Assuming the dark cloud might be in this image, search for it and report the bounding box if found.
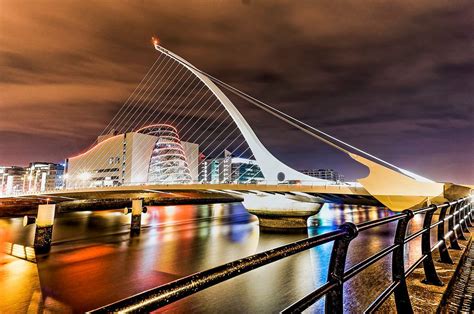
[0,0,472,183]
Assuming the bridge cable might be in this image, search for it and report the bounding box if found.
[154,46,417,177]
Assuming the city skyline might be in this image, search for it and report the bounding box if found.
[1,3,473,312]
[0,1,472,183]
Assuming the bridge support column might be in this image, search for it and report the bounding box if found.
[24,204,56,253]
[124,199,147,235]
[242,193,323,230]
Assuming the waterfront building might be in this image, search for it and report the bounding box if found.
[229,157,264,183]
[0,163,65,195]
[140,124,193,183]
[65,125,198,188]
[25,162,65,192]
[0,166,27,195]
[299,168,344,183]
[199,151,264,183]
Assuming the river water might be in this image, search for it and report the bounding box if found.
[0,202,431,313]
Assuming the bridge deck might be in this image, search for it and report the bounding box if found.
[4,183,370,198]
[0,184,383,212]
[0,184,381,205]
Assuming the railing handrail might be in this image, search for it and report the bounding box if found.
[88,196,473,313]
[89,228,351,313]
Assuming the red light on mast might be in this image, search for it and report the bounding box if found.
[151,36,160,46]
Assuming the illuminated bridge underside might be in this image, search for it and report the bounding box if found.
[5,184,384,206]
[4,183,471,212]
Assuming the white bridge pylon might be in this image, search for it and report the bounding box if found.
[150,41,455,211]
[152,43,327,184]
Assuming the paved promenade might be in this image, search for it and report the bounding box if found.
[442,240,474,313]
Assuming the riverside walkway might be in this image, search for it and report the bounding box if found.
[442,240,474,313]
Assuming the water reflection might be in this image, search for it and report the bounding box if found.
[0,203,432,313]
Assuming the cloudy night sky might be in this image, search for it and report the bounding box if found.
[0,0,472,183]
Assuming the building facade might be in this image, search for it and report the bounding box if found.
[199,151,264,184]
[65,126,199,188]
[25,162,65,192]
[230,157,264,183]
[299,169,344,183]
[0,162,64,195]
[0,166,27,195]
[141,125,192,183]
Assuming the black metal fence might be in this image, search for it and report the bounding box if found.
[90,196,473,313]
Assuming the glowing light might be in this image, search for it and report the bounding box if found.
[68,134,123,159]
[151,36,160,46]
[135,123,178,133]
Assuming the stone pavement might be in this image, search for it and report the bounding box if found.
[441,240,474,313]
[377,228,472,313]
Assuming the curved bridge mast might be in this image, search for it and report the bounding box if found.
[152,42,327,184]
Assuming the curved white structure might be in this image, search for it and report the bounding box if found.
[138,124,192,183]
[153,43,328,184]
[151,42,454,212]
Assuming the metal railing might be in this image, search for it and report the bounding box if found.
[0,179,362,199]
[0,180,363,198]
[89,196,473,313]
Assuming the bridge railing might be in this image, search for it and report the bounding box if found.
[0,179,361,199]
[89,196,473,313]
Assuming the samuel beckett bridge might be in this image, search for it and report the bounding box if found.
[2,38,474,313]
[3,37,471,214]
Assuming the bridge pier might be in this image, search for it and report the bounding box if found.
[248,208,322,230]
[241,193,323,230]
[124,199,147,235]
[23,204,56,253]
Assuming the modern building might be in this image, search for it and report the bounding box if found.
[182,141,199,181]
[0,166,27,195]
[65,125,199,188]
[141,124,192,183]
[199,151,264,184]
[228,157,264,183]
[299,169,344,183]
[0,163,65,195]
[25,162,65,192]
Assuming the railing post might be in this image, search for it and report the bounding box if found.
[455,202,467,241]
[468,199,472,217]
[465,200,472,227]
[471,199,474,221]
[437,202,453,264]
[448,203,462,250]
[421,205,443,286]
[392,209,414,313]
[460,201,470,233]
[325,222,358,313]
[468,200,473,226]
